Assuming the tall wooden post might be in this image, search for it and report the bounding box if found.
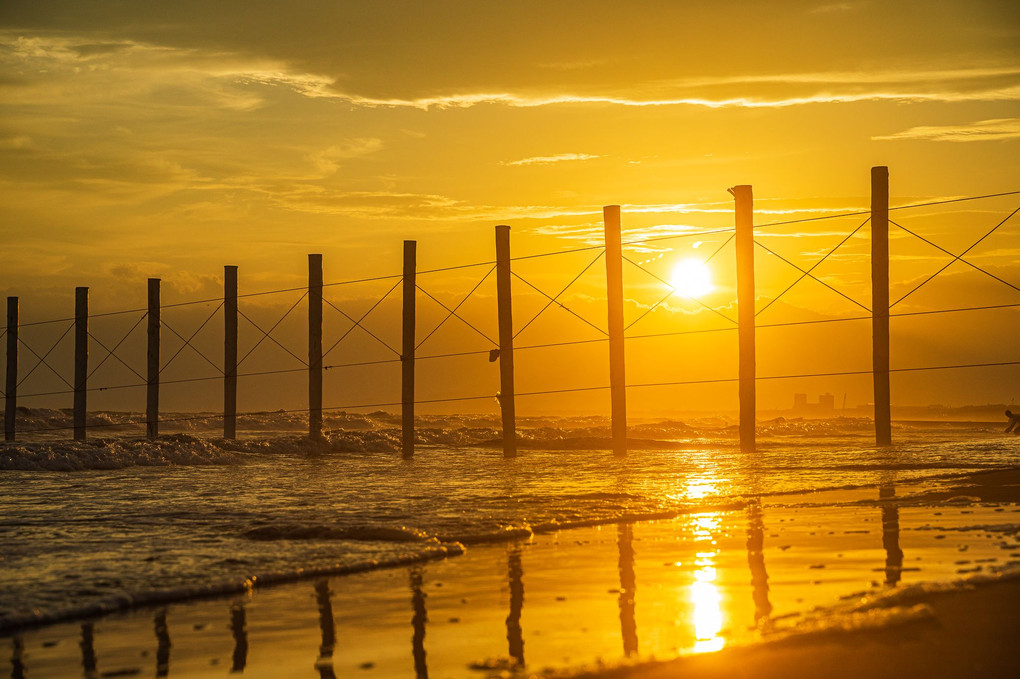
[871,166,892,445]
[224,266,238,439]
[733,185,756,453]
[604,205,627,456]
[308,254,323,440]
[146,278,160,439]
[402,241,417,458]
[495,225,517,458]
[74,287,88,441]
[5,297,17,441]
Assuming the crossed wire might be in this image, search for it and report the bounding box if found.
[16,322,75,389]
[87,312,148,381]
[753,239,871,313]
[624,233,736,332]
[323,280,403,359]
[513,250,607,341]
[890,205,1020,308]
[755,217,870,318]
[87,330,147,383]
[237,292,309,368]
[416,266,496,351]
[622,253,737,327]
[160,303,226,376]
[415,284,498,348]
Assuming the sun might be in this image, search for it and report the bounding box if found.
[670,258,714,298]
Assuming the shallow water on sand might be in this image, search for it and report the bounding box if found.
[6,493,1020,678]
[1,418,1018,637]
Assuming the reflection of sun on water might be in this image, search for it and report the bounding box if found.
[688,512,725,653]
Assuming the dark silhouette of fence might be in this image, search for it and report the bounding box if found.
[2,167,1019,453]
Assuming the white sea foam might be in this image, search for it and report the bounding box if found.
[0,434,242,471]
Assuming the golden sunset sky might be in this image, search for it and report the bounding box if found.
[1,1,1018,416]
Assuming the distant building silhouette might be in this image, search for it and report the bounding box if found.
[792,393,836,415]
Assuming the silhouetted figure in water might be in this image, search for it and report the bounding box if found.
[1006,409,1020,433]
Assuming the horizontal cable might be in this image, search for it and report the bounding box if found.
[753,190,1020,231]
[7,302,1017,403]
[10,360,1019,434]
[6,190,1020,333]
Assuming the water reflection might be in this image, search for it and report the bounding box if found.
[409,567,428,679]
[229,602,248,674]
[616,523,638,657]
[314,580,337,679]
[10,637,25,679]
[746,500,773,629]
[880,484,904,586]
[80,622,97,678]
[689,512,724,653]
[506,548,525,668]
[154,609,171,678]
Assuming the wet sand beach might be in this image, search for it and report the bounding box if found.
[6,466,1019,678]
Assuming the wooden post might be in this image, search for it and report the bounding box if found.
[5,297,17,441]
[495,225,517,458]
[74,287,88,440]
[732,185,756,453]
[402,241,416,458]
[604,205,627,456]
[146,278,160,439]
[308,254,323,440]
[871,166,892,446]
[224,266,238,439]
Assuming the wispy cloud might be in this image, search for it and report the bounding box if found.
[4,33,1017,114]
[502,153,601,166]
[873,118,1020,142]
[317,86,1020,111]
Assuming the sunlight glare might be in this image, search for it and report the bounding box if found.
[670,258,714,298]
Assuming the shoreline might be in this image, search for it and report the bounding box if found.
[3,466,1018,638]
[5,466,1019,677]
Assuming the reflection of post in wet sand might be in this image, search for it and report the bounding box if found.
[746,499,773,628]
[81,622,98,678]
[506,547,525,668]
[154,609,171,678]
[10,636,25,679]
[880,484,904,586]
[229,602,248,674]
[314,579,338,679]
[617,522,638,657]
[410,567,429,679]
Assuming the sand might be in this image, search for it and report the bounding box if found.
[574,579,1020,679]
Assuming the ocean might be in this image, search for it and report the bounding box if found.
[1,409,1017,636]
